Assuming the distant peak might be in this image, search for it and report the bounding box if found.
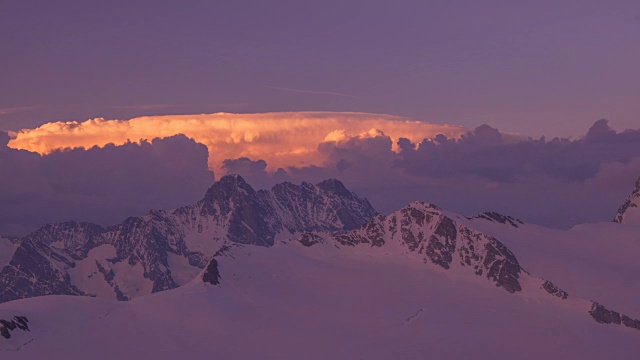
[316,178,352,198]
[405,201,442,211]
[218,174,247,184]
[212,174,253,192]
[202,174,256,206]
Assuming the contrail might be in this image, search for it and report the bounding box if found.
[263,85,362,99]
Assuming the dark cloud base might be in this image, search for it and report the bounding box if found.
[223,120,640,229]
[0,134,213,235]
[2,119,639,234]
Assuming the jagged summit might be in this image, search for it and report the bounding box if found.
[0,176,378,303]
[330,201,523,293]
[316,178,354,199]
[613,176,640,224]
[209,174,255,194]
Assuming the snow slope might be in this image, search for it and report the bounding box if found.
[1,240,639,359]
[464,216,640,316]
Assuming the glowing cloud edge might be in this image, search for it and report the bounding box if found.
[7,111,469,174]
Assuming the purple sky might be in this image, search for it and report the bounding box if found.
[2,0,639,136]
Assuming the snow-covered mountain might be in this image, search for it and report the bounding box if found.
[0,175,377,303]
[613,176,640,224]
[295,202,640,326]
[2,175,640,358]
[2,221,640,358]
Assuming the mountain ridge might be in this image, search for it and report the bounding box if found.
[0,175,378,303]
[2,175,640,357]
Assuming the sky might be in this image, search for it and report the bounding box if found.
[2,0,640,136]
[1,1,640,235]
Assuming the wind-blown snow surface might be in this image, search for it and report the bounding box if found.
[1,241,639,359]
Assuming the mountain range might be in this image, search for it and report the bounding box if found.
[1,174,640,358]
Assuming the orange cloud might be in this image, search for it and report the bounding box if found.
[7,112,467,174]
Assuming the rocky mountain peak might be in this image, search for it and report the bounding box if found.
[205,174,255,198]
[316,178,354,200]
[613,176,640,224]
[0,176,379,304]
[200,174,257,217]
[333,200,522,293]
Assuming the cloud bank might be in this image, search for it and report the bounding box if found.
[7,112,468,174]
[2,112,640,233]
[217,119,640,229]
[0,133,213,235]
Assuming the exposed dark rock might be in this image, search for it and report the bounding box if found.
[0,320,16,330]
[298,233,324,247]
[424,217,457,269]
[481,239,522,293]
[0,241,88,303]
[334,214,386,247]
[316,179,354,200]
[14,316,28,330]
[622,315,637,329]
[330,202,523,293]
[470,212,524,227]
[202,259,221,285]
[213,245,233,258]
[541,280,569,299]
[113,285,129,301]
[95,260,129,301]
[589,301,640,331]
[0,316,30,340]
[613,176,640,223]
[590,302,616,324]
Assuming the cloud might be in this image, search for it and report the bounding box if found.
[4,112,640,231]
[0,106,34,116]
[223,119,640,229]
[393,120,640,183]
[7,112,468,174]
[100,103,249,110]
[0,133,213,236]
[262,85,362,99]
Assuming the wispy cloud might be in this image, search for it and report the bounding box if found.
[100,104,186,110]
[100,103,250,110]
[263,85,363,99]
[0,106,35,116]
